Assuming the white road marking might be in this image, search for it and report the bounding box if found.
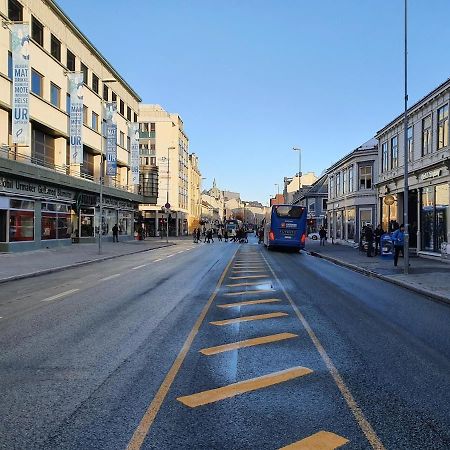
[41,288,79,302]
[176,250,184,254]
[153,258,163,262]
[99,273,121,281]
[131,264,147,270]
[166,254,174,258]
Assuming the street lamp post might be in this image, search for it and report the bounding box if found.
[292,147,302,204]
[164,146,176,244]
[98,78,117,255]
[403,0,410,274]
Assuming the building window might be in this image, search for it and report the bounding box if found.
[127,106,132,121]
[31,69,43,97]
[83,105,88,125]
[92,112,99,131]
[50,34,61,61]
[348,165,353,192]
[8,0,23,21]
[134,112,138,122]
[80,63,88,84]
[81,150,94,178]
[329,176,334,199]
[150,157,156,165]
[127,136,130,150]
[120,100,125,116]
[66,93,70,114]
[342,169,347,195]
[322,198,327,210]
[32,128,55,167]
[67,49,76,71]
[437,104,448,149]
[359,165,372,190]
[50,83,60,108]
[382,141,388,172]
[422,115,432,156]
[103,84,108,101]
[391,135,398,168]
[112,91,117,103]
[31,16,44,46]
[120,131,125,147]
[92,74,99,94]
[150,122,156,132]
[407,126,413,161]
[140,122,149,132]
[335,172,341,196]
[8,51,12,79]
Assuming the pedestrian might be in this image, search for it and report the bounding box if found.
[319,226,327,246]
[112,223,119,242]
[206,229,213,243]
[392,224,405,267]
[258,227,264,244]
[193,228,197,243]
[374,224,385,256]
[218,229,223,241]
[196,228,201,243]
[365,224,374,257]
[224,230,229,242]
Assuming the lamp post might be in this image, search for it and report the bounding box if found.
[163,146,176,243]
[98,78,117,255]
[275,183,279,196]
[403,0,410,274]
[292,147,302,204]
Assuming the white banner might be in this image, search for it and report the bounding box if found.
[105,103,117,176]
[129,123,139,185]
[68,72,84,164]
[11,24,30,145]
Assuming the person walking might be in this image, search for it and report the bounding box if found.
[196,228,201,243]
[392,224,405,267]
[365,224,374,257]
[224,230,229,242]
[319,226,327,246]
[258,227,264,244]
[217,229,223,241]
[374,224,385,256]
[192,228,197,243]
[112,223,119,243]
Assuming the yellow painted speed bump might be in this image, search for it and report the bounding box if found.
[210,312,287,326]
[199,332,298,355]
[226,281,270,287]
[279,431,349,449]
[224,289,274,296]
[218,298,281,308]
[232,270,269,274]
[177,366,312,408]
[229,275,270,280]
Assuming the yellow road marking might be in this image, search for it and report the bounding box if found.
[218,298,282,308]
[125,248,238,450]
[229,275,270,280]
[177,366,312,408]
[233,264,266,267]
[199,332,298,355]
[210,312,287,326]
[279,431,349,449]
[232,270,269,274]
[261,252,386,450]
[224,289,274,296]
[226,281,271,287]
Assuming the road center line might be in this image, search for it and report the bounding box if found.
[199,332,298,355]
[131,264,147,270]
[153,258,163,262]
[177,366,312,408]
[125,247,239,450]
[226,281,271,287]
[99,273,121,281]
[41,288,79,302]
[229,275,269,280]
[261,252,386,450]
[218,298,282,308]
[210,311,288,326]
[166,254,174,258]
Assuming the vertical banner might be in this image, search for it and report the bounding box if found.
[11,24,30,145]
[129,123,140,185]
[105,103,117,176]
[68,72,84,164]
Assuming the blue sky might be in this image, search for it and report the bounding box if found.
[57,0,450,204]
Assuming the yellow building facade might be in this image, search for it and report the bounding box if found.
[188,153,201,232]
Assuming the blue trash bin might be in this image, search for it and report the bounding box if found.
[380,233,394,259]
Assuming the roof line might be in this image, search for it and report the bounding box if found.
[47,0,141,102]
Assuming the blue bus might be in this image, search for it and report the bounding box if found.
[263,204,307,251]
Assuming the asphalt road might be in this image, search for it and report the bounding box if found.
[0,237,449,450]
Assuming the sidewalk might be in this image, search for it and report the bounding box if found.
[305,239,450,304]
[0,237,185,283]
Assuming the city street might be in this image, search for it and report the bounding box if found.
[0,238,449,449]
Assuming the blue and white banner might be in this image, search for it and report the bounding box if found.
[11,24,30,145]
[68,72,84,164]
[105,103,117,176]
[129,123,139,185]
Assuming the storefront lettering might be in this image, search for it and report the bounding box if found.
[0,176,75,200]
[421,169,441,181]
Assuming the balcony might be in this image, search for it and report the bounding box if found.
[139,131,156,139]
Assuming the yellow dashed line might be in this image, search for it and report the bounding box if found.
[218,298,282,308]
[210,312,288,326]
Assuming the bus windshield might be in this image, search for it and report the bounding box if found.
[274,205,304,219]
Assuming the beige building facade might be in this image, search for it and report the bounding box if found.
[0,0,154,251]
[188,153,201,232]
[138,104,190,236]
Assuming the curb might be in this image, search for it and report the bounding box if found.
[307,250,450,306]
[0,242,175,284]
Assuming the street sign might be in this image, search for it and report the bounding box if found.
[165,202,171,209]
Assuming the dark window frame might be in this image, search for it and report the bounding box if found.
[50,82,60,108]
[80,63,88,85]
[92,73,99,94]
[31,15,44,47]
[66,49,76,71]
[31,68,43,97]
[422,114,432,156]
[50,34,61,61]
[8,0,23,21]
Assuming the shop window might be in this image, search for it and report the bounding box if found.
[50,82,60,108]
[50,34,61,61]
[42,203,71,239]
[67,49,76,71]
[9,200,34,242]
[31,16,44,47]
[80,208,95,237]
[346,208,355,240]
[8,0,23,21]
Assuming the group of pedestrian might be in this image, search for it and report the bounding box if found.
[363,224,385,257]
[192,227,248,244]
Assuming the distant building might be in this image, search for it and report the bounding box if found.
[270,194,285,206]
[188,154,201,232]
[283,172,318,204]
[326,139,378,244]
